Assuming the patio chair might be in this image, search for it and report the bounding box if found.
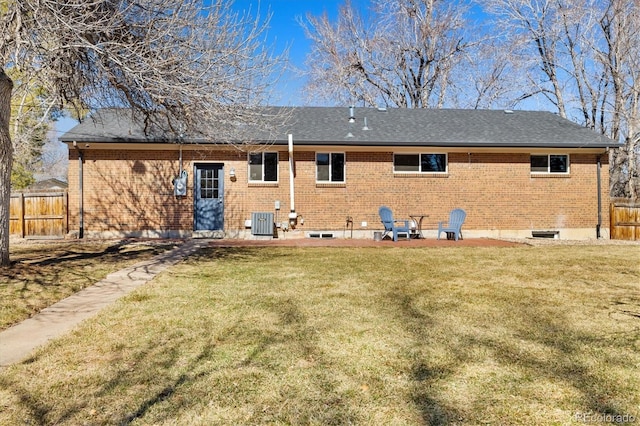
[379,206,411,241]
[437,208,466,241]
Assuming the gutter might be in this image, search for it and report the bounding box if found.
[72,141,84,239]
[596,155,602,239]
[59,138,619,153]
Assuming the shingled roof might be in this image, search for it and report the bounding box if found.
[59,107,618,149]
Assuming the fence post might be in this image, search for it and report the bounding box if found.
[63,192,69,235]
[609,202,614,239]
[19,192,25,239]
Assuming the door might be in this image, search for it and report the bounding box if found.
[194,164,224,231]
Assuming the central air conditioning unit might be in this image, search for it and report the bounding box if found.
[251,212,274,236]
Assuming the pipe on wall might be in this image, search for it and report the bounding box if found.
[73,142,84,239]
[288,134,297,222]
[597,155,602,239]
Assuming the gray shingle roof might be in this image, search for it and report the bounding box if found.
[60,107,618,149]
[25,178,69,191]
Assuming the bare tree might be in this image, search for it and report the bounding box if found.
[37,136,68,182]
[485,0,572,117]
[0,0,284,266]
[459,37,526,110]
[597,0,640,199]
[8,67,56,189]
[301,0,475,108]
[0,69,13,264]
[486,0,640,198]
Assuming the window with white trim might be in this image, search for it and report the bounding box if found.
[394,153,447,173]
[530,154,569,174]
[248,152,278,182]
[316,152,345,182]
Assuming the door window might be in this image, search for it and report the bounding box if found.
[199,168,220,199]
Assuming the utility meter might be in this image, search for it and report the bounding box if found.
[173,170,188,196]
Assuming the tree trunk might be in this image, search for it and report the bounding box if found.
[0,69,14,267]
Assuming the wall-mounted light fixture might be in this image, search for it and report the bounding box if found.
[229,167,236,178]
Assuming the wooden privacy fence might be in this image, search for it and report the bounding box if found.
[10,192,68,238]
[610,198,640,241]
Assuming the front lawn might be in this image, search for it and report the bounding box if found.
[1,245,638,425]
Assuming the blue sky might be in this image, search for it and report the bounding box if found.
[231,0,370,105]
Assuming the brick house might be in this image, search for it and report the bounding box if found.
[59,107,618,240]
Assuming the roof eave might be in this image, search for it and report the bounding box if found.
[60,138,618,151]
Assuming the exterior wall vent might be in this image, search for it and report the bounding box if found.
[531,230,559,239]
[251,212,274,236]
[308,232,335,239]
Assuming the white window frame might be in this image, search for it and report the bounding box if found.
[530,154,570,174]
[393,153,448,173]
[248,152,279,182]
[316,152,346,183]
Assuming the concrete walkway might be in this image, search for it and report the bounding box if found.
[0,239,209,369]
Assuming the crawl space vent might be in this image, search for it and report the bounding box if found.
[531,230,559,239]
[308,233,335,239]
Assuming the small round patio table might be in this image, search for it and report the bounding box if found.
[409,214,428,239]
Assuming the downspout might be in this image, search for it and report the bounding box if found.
[596,155,602,239]
[73,141,84,239]
[288,134,297,224]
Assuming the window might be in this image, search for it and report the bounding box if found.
[199,168,219,199]
[249,152,278,182]
[316,152,345,182]
[530,154,569,174]
[394,153,447,173]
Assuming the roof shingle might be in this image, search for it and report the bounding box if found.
[59,107,618,148]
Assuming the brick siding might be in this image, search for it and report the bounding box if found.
[67,147,610,238]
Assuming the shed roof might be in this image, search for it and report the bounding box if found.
[24,178,68,192]
[59,107,618,149]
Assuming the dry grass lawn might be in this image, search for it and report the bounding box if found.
[0,244,639,425]
[0,240,178,329]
